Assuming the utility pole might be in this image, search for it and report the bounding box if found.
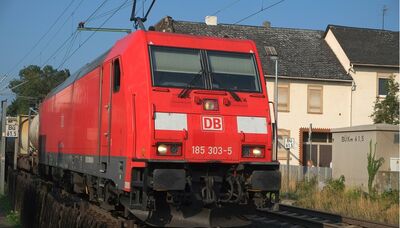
[264,46,279,161]
[382,5,388,30]
[0,100,7,195]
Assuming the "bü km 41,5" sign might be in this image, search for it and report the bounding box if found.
[5,117,18,138]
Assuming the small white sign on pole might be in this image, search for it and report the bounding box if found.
[284,137,295,149]
[6,117,18,138]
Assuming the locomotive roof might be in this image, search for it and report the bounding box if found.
[154,17,352,82]
[47,49,110,98]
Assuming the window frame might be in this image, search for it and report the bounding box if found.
[307,85,323,114]
[277,83,290,112]
[205,50,262,93]
[149,46,206,90]
[376,73,392,98]
[112,57,121,93]
[148,45,263,94]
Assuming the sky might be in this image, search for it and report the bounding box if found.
[0,0,399,102]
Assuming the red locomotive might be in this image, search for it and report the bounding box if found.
[38,30,281,226]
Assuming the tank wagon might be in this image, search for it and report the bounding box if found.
[38,30,281,226]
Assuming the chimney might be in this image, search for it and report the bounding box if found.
[263,21,271,28]
[205,16,218,26]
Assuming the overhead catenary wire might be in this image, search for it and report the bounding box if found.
[41,0,111,69]
[210,0,242,16]
[0,0,115,94]
[0,0,76,86]
[87,0,132,23]
[234,0,285,24]
[60,32,80,67]
[57,0,129,70]
[40,0,86,59]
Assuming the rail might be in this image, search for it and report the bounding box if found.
[253,204,397,228]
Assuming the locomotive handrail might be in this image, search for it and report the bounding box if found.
[269,101,278,161]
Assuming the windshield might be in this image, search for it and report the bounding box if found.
[150,46,261,93]
[151,47,205,88]
[207,51,260,92]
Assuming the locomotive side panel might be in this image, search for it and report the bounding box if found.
[70,69,101,155]
[120,32,153,162]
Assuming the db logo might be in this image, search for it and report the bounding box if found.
[202,116,223,131]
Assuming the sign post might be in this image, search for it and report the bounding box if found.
[284,137,294,192]
[0,100,7,195]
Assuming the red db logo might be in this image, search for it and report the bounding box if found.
[202,116,223,131]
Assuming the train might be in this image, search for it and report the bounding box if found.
[33,30,281,227]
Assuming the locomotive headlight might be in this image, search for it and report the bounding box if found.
[203,99,219,111]
[157,144,168,155]
[252,148,263,157]
[156,143,182,156]
[242,145,265,158]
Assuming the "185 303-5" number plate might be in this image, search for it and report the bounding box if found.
[192,146,232,155]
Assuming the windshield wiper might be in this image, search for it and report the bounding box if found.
[178,70,204,98]
[227,89,241,102]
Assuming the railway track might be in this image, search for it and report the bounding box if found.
[8,169,397,228]
[245,204,397,228]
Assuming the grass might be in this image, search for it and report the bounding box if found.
[0,194,20,227]
[281,177,399,226]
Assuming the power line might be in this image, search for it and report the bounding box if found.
[41,0,111,69]
[83,0,109,22]
[0,0,76,85]
[87,0,132,23]
[40,31,77,68]
[210,0,242,16]
[60,32,79,66]
[57,0,129,69]
[234,0,285,24]
[40,0,86,58]
[1,0,127,94]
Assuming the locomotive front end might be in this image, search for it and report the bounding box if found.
[128,32,281,227]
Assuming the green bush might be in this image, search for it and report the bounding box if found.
[345,187,367,200]
[324,175,346,193]
[6,210,20,226]
[381,189,399,205]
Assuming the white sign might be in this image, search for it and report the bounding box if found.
[284,137,295,149]
[390,158,400,172]
[5,117,18,138]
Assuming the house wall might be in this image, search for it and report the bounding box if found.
[324,30,350,73]
[324,28,400,126]
[350,67,400,126]
[266,78,352,165]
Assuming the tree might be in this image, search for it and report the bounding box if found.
[367,140,384,194]
[7,65,69,115]
[370,75,399,124]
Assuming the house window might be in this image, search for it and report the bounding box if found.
[278,129,290,160]
[307,85,323,114]
[278,83,290,112]
[113,58,121,92]
[378,77,389,96]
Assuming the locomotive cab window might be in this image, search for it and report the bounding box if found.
[207,51,261,92]
[113,58,121,92]
[149,46,261,93]
[150,47,205,89]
